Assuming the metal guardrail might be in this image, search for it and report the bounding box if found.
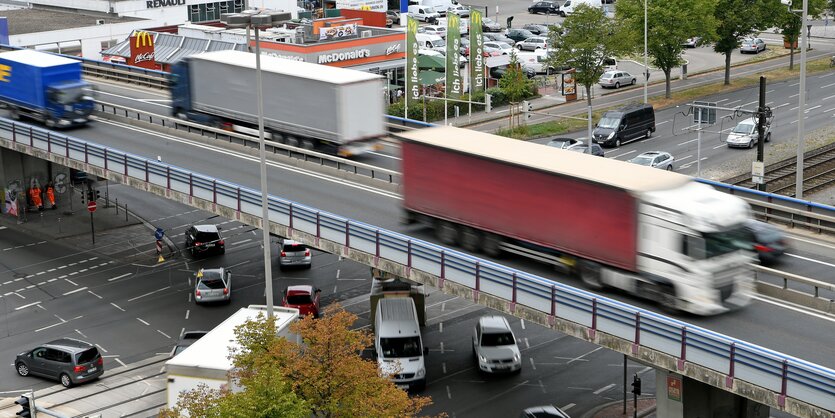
[754,265,835,314]
[0,117,833,416]
[93,101,400,189]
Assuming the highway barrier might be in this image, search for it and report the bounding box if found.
[0,117,833,417]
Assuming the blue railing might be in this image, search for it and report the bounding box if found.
[0,117,833,414]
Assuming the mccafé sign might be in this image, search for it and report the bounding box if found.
[129,31,158,70]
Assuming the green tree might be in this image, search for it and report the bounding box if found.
[546,4,632,141]
[713,0,783,85]
[616,0,717,98]
[775,0,827,69]
[498,52,535,129]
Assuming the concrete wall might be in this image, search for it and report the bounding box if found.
[0,148,71,214]
[655,370,771,418]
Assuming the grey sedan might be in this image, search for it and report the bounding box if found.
[628,151,675,170]
[599,71,636,89]
[567,142,605,157]
[194,267,232,304]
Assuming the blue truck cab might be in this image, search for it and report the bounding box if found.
[0,50,95,128]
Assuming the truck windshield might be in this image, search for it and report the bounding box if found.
[380,336,422,358]
[597,116,620,129]
[702,226,753,259]
[52,86,88,105]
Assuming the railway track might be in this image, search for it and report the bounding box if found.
[724,142,835,197]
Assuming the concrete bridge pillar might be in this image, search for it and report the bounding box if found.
[656,370,770,418]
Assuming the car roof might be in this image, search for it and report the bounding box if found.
[193,224,219,233]
[638,151,665,157]
[198,267,225,278]
[522,405,570,417]
[478,315,512,333]
[45,338,95,353]
[286,284,314,295]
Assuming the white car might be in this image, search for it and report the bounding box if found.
[472,316,521,374]
[422,25,447,38]
[628,151,675,170]
[447,4,470,17]
[484,41,514,55]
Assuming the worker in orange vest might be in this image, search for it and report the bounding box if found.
[29,185,43,211]
[45,182,56,210]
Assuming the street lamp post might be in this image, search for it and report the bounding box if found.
[795,0,808,198]
[643,0,648,104]
[222,10,289,318]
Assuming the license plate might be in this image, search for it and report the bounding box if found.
[88,367,97,372]
[396,384,408,390]
[206,243,215,247]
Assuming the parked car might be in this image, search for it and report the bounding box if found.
[185,224,225,257]
[194,267,232,304]
[490,64,536,79]
[520,405,571,418]
[484,41,514,55]
[171,331,207,356]
[726,116,771,148]
[598,70,636,89]
[682,36,702,48]
[744,219,787,264]
[483,32,515,45]
[279,238,312,270]
[282,285,322,317]
[628,151,675,170]
[482,17,502,32]
[545,137,579,149]
[528,1,560,14]
[447,4,470,17]
[522,24,550,36]
[516,36,548,51]
[506,28,536,43]
[740,38,766,54]
[472,316,521,374]
[15,338,104,388]
[567,142,605,157]
[423,25,447,38]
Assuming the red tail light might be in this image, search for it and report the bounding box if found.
[74,365,87,373]
[194,241,202,247]
[753,244,773,253]
[223,288,229,295]
[281,251,287,257]
[221,122,234,131]
[195,289,201,297]
[97,357,103,366]
[304,249,310,257]
[218,240,225,246]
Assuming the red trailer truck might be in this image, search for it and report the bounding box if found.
[397,126,754,315]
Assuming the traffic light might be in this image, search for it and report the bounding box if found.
[484,93,492,112]
[631,375,642,396]
[15,395,32,417]
[95,189,101,201]
[522,100,532,119]
[87,190,95,203]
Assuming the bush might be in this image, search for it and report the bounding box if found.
[385,86,539,122]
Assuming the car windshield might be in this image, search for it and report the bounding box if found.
[282,242,307,252]
[732,122,755,134]
[287,294,312,305]
[630,156,654,165]
[380,336,422,358]
[431,39,445,48]
[481,332,515,346]
[547,140,572,148]
[601,72,616,79]
[597,116,620,129]
[703,226,753,258]
[76,347,100,364]
[198,275,226,289]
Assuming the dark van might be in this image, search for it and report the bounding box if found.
[592,104,655,147]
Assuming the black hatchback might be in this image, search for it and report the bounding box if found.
[16,338,104,387]
[528,1,560,15]
[185,224,225,257]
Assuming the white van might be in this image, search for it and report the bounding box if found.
[560,0,603,15]
[416,33,446,53]
[408,4,440,22]
[515,50,550,74]
[375,298,427,391]
[411,0,458,15]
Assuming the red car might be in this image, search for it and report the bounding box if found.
[282,285,321,318]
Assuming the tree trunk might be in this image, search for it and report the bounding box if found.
[789,44,795,70]
[585,84,592,107]
[664,69,672,99]
[724,53,731,85]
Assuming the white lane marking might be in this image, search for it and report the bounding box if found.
[127,286,171,302]
[656,120,669,126]
[806,105,822,113]
[231,239,252,246]
[111,302,126,312]
[442,362,447,374]
[725,100,741,106]
[789,82,800,87]
[611,150,636,159]
[678,138,697,146]
[446,385,452,399]
[520,319,526,330]
[185,309,190,320]
[824,107,835,113]
[115,358,127,368]
[96,118,401,200]
[63,287,88,295]
[109,273,132,282]
[785,253,835,268]
[753,295,835,323]
[713,143,727,149]
[368,151,401,161]
[593,383,616,394]
[824,93,835,101]
[568,347,603,364]
[439,322,443,333]
[561,403,576,411]
[75,329,87,338]
[137,318,150,326]
[822,82,835,89]
[65,279,79,286]
[157,329,172,339]
[15,301,41,310]
[88,290,103,299]
[97,91,173,108]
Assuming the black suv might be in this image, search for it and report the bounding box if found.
[522,24,550,36]
[16,338,104,387]
[185,224,225,257]
[506,28,536,43]
[528,1,559,15]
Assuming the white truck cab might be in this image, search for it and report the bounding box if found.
[374,298,428,391]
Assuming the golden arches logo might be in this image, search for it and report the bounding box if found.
[471,11,481,26]
[448,13,459,27]
[407,17,418,34]
[0,64,10,82]
[134,31,154,48]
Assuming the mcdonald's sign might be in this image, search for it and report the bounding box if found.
[129,31,158,70]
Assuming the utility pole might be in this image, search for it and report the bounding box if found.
[756,76,767,192]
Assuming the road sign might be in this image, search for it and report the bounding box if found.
[87,201,97,212]
[693,101,717,124]
[154,227,165,241]
[752,161,765,184]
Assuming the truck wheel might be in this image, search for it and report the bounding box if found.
[44,118,56,128]
[8,107,20,121]
[482,233,503,258]
[435,220,458,245]
[579,261,603,290]
[286,136,300,148]
[301,138,317,150]
[459,226,480,252]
